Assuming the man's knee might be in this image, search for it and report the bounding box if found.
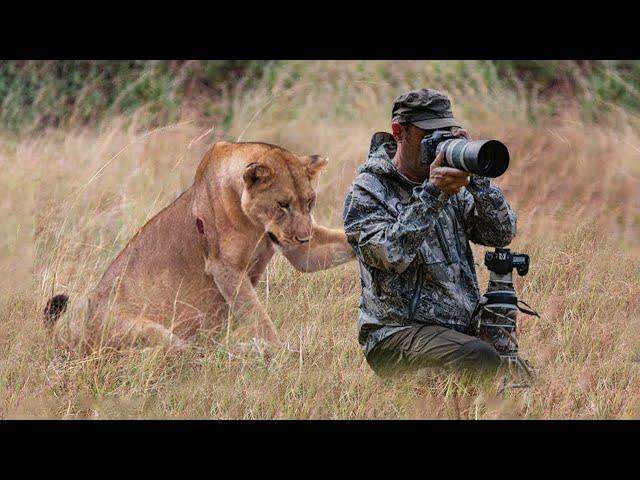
[458,339,501,372]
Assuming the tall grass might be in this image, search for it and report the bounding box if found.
[1,60,639,418]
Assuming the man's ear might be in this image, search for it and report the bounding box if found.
[243,162,274,189]
[300,155,328,180]
[391,122,403,142]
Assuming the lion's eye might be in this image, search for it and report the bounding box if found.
[307,197,315,209]
[277,200,290,210]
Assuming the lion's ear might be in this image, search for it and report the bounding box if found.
[243,162,274,189]
[300,155,328,180]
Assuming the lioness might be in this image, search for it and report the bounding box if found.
[45,141,355,351]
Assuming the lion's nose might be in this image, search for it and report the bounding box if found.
[295,236,311,244]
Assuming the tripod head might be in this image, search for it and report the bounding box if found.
[485,248,529,276]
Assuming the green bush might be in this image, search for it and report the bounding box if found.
[0,60,279,133]
[488,60,640,120]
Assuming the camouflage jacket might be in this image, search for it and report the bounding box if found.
[343,132,517,356]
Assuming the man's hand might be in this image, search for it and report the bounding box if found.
[429,153,471,196]
[429,128,472,196]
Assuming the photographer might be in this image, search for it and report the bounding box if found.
[342,88,517,376]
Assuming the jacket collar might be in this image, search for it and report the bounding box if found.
[359,131,420,186]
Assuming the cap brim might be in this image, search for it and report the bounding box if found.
[412,117,460,130]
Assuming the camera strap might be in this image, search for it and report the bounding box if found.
[516,299,540,318]
[470,296,488,323]
[470,295,539,334]
[473,293,539,317]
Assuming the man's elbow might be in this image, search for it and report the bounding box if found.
[494,218,517,247]
[492,234,514,248]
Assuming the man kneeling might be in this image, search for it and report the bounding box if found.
[342,88,517,376]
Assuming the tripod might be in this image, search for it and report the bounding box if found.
[470,248,539,387]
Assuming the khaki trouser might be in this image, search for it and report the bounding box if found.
[365,324,500,377]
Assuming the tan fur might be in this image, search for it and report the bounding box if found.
[55,141,355,351]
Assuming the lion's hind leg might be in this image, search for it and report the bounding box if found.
[111,314,189,352]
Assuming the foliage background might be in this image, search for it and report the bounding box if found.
[4,60,640,132]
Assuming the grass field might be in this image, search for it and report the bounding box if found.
[1,61,639,418]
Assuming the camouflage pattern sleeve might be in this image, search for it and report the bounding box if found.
[343,174,449,274]
[461,175,517,247]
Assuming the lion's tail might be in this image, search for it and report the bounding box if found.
[44,293,69,327]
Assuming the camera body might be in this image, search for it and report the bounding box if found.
[419,130,510,178]
[420,130,458,165]
[485,249,529,276]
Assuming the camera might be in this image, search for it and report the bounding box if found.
[485,249,529,276]
[420,130,510,178]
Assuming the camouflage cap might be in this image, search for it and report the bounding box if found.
[391,88,460,130]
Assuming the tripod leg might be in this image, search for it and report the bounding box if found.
[516,356,536,383]
[497,356,534,392]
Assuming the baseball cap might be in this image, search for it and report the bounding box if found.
[391,88,460,130]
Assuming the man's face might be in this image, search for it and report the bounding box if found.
[393,123,426,163]
[395,123,456,164]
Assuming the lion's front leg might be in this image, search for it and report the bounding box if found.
[281,223,355,273]
[205,258,280,343]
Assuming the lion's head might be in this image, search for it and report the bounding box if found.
[192,142,328,250]
[239,145,327,247]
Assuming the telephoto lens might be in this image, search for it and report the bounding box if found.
[436,138,510,178]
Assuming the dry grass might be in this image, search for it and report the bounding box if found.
[1,61,639,418]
